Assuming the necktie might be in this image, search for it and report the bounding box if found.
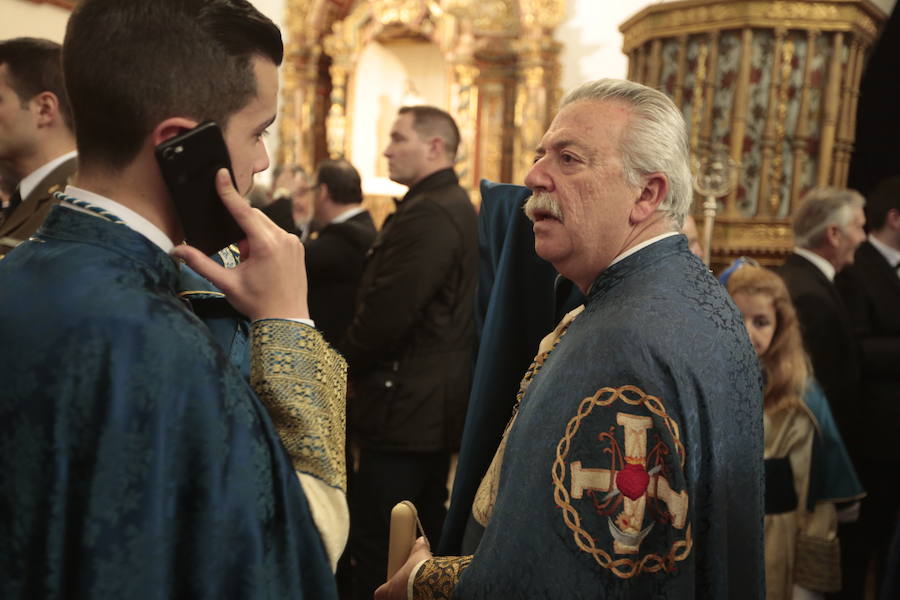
[3,186,22,220]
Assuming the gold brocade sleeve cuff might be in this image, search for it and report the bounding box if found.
[250,319,348,491]
[411,555,473,600]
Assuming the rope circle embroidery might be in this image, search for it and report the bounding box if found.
[551,385,692,579]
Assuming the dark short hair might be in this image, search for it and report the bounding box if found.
[63,0,283,171]
[0,37,72,130]
[865,176,900,231]
[398,105,460,160]
[315,159,362,205]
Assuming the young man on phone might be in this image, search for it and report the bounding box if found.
[0,1,346,598]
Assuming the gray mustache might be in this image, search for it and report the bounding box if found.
[523,192,563,222]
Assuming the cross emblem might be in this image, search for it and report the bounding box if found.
[569,412,689,554]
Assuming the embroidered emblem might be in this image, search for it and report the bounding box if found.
[551,385,692,579]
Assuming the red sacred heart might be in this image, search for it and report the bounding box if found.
[616,463,650,500]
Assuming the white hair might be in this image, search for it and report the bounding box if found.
[561,79,693,228]
[792,187,865,249]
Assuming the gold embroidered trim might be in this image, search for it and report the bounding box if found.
[472,306,584,527]
[251,319,347,491]
[412,555,474,600]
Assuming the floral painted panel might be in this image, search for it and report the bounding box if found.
[660,38,681,100]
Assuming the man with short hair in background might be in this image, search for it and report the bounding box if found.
[0,37,76,256]
[255,162,309,233]
[304,158,376,348]
[342,105,477,600]
[0,1,346,597]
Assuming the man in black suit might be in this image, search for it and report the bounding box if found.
[252,163,310,234]
[777,187,866,434]
[776,187,867,599]
[342,106,477,600]
[304,158,375,348]
[0,38,77,257]
[834,177,900,599]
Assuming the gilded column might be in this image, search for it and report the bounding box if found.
[511,3,563,185]
[834,40,863,186]
[790,30,818,211]
[451,62,480,193]
[725,28,753,217]
[323,21,352,159]
[757,27,786,217]
[699,31,719,159]
[817,32,844,187]
[513,58,548,185]
[688,41,708,159]
[279,0,316,169]
[673,35,689,108]
[648,38,663,90]
[769,38,794,217]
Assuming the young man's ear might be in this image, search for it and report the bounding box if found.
[630,173,669,223]
[151,117,200,146]
[32,92,61,128]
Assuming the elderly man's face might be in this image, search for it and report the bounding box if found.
[523,99,640,291]
[834,204,866,271]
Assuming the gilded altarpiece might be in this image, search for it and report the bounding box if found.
[280,0,565,224]
[621,0,885,271]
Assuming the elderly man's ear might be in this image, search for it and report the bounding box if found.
[631,173,669,223]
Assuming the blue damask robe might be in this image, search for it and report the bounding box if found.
[0,206,336,598]
[414,235,764,599]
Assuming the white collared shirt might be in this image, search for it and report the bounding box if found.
[61,184,175,253]
[793,247,836,282]
[19,151,77,201]
[868,234,900,277]
[329,205,365,225]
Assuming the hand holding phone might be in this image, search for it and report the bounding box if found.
[156,121,244,255]
[171,169,310,321]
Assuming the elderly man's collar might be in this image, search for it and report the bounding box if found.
[586,232,682,297]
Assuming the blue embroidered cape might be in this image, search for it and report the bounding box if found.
[0,206,336,598]
[454,236,765,599]
[441,180,583,555]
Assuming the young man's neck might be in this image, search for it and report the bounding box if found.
[14,132,76,179]
[73,159,182,244]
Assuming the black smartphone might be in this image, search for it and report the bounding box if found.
[155,121,244,255]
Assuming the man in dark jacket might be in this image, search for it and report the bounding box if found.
[776,187,866,440]
[304,158,375,348]
[834,177,900,599]
[0,38,77,256]
[342,105,476,600]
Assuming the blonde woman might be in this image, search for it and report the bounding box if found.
[723,261,864,599]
